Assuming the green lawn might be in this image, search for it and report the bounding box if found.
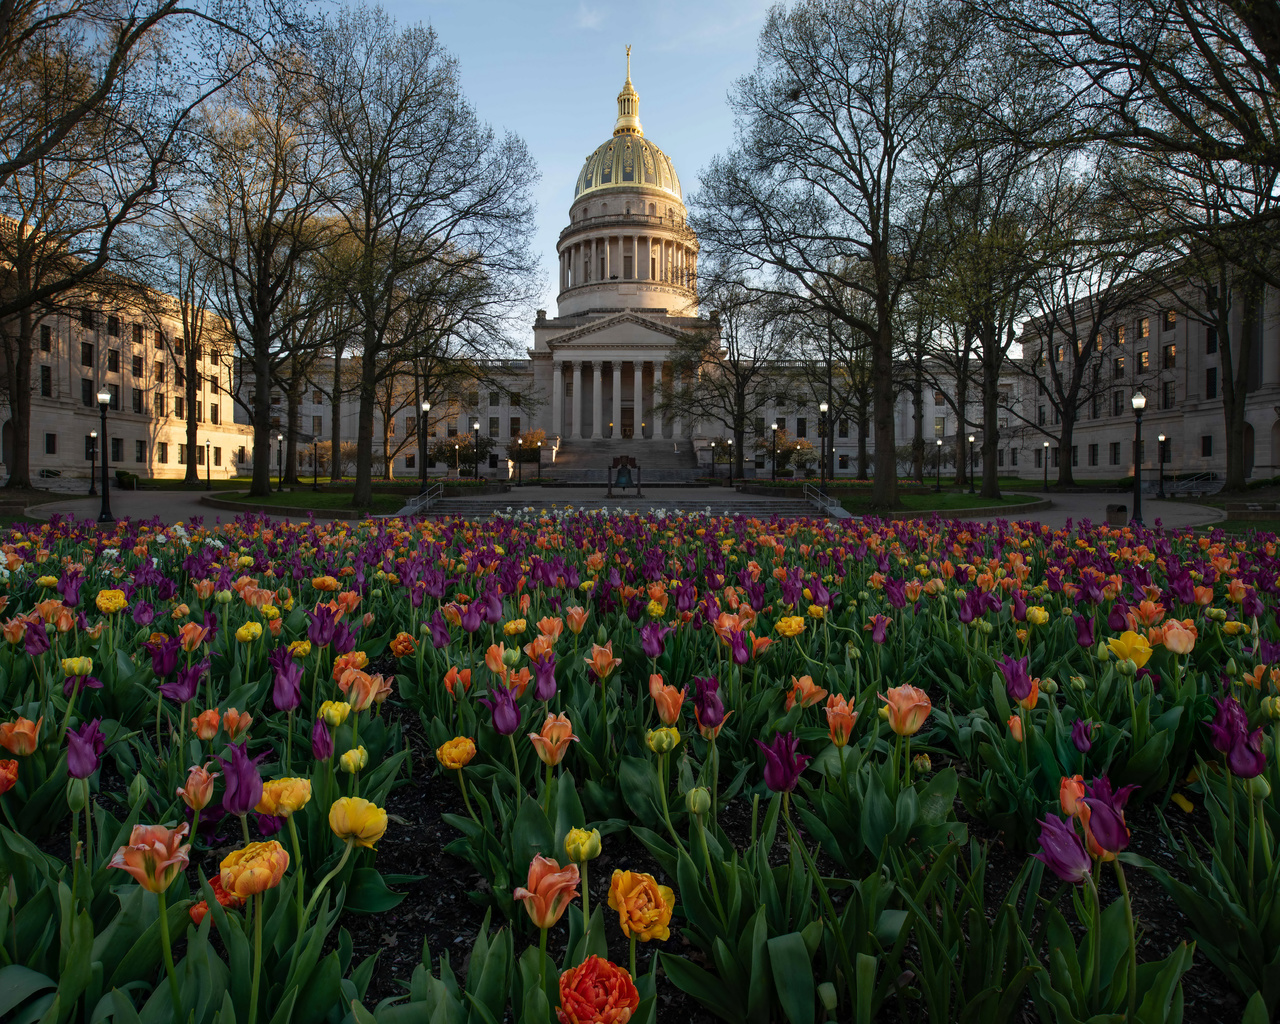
[219,490,405,515]
[1208,520,1280,536]
[839,490,1041,515]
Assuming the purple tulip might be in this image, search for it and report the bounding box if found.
[257,813,285,837]
[131,601,155,627]
[996,655,1034,704]
[729,629,750,665]
[692,674,725,729]
[883,578,906,610]
[479,686,522,736]
[531,651,557,702]
[1071,718,1094,754]
[216,742,263,817]
[62,674,102,699]
[24,624,50,657]
[307,605,337,647]
[311,716,333,760]
[1207,696,1249,754]
[1010,590,1027,622]
[57,572,83,607]
[1228,727,1267,779]
[1031,815,1092,884]
[267,647,302,712]
[145,635,182,680]
[67,719,106,779]
[755,731,811,793]
[331,620,356,655]
[867,614,891,644]
[1107,602,1129,632]
[1080,777,1138,855]
[159,659,208,703]
[639,622,674,659]
[1073,614,1095,648]
[460,602,483,634]
[427,610,451,648]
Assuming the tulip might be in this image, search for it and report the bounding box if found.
[223,708,252,742]
[824,693,857,747]
[1007,714,1024,742]
[320,700,351,727]
[1080,777,1138,859]
[1032,815,1092,884]
[191,708,221,741]
[443,666,471,697]
[564,827,602,863]
[692,674,725,729]
[529,713,578,766]
[649,674,685,725]
[0,760,16,795]
[1060,774,1086,816]
[1073,614,1095,647]
[479,685,522,736]
[268,646,303,712]
[67,719,105,779]
[339,745,368,773]
[220,840,289,899]
[755,731,810,793]
[436,736,477,770]
[1228,727,1267,778]
[307,604,338,647]
[110,823,191,893]
[177,764,218,810]
[217,742,264,818]
[310,715,333,760]
[160,659,208,703]
[530,651,557,702]
[556,956,639,1024]
[1071,718,1094,754]
[1207,696,1249,753]
[863,614,891,644]
[1163,620,1196,654]
[639,622,673,659]
[427,610,451,648]
[514,854,580,929]
[785,674,828,711]
[996,655,1035,705]
[329,795,387,849]
[646,726,680,754]
[24,624,50,657]
[608,869,674,942]
[584,641,621,680]
[1106,630,1152,669]
[878,685,932,736]
[0,716,41,755]
[189,874,244,925]
[62,656,93,677]
[565,606,588,634]
[255,777,312,817]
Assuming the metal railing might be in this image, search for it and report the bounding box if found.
[1144,472,1221,497]
[394,482,444,517]
[804,483,845,517]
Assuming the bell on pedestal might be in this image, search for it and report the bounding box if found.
[615,464,633,488]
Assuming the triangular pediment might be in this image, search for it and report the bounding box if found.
[548,311,702,349]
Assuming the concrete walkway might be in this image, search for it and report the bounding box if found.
[21,486,1226,531]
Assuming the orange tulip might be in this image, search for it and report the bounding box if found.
[340,670,380,712]
[193,579,215,601]
[750,633,773,660]
[649,674,685,726]
[584,641,621,680]
[507,666,531,699]
[336,591,362,615]
[222,708,252,741]
[513,854,580,929]
[538,616,565,641]
[786,674,828,711]
[180,622,210,651]
[565,606,589,635]
[529,713,579,766]
[176,764,218,810]
[0,716,42,755]
[524,633,555,660]
[390,632,416,657]
[878,685,932,737]
[110,823,191,893]
[1060,774,1086,817]
[191,708,221,741]
[485,643,511,678]
[220,840,290,898]
[1162,620,1197,655]
[1007,714,1024,742]
[443,667,472,696]
[824,694,857,747]
[2,618,28,644]
[332,650,369,682]
[0,759,17,794]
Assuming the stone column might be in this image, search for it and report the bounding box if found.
[571,361,583,439]
[605,237,611,280]
[552,362,563,438]
[633,361,644,437]
[591,362,603,439]
[612,362,622,437]
[652,360,663,439]
[672,368,682,440]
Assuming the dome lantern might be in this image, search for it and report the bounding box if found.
[614,46,642,137]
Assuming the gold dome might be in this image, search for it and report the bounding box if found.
[572,49,682,201]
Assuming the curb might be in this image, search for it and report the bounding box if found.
[870,496,1052,520]
[199,494,382,520]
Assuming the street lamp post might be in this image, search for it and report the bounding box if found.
[96,390,113,523]
[934,438,942,492]
[1043,441,1050,492]
[727,436,734,485]
[819,401,829,495]
[517,437,523,486]
[205,440,211,491]
[312,438,319,491]
[472,421,480,480]
[420,400,430,488]
[454,443,459,475]
[710,441,717,481]
[1131,391,1147,526]
[967,434,976,494]
[88,429,98,496]
[771,422,778,483]
[275,433,284,492]
[537,440,543,481]
[1157,433,1166,499]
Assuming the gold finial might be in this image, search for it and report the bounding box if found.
[614,46,642,136]
[626,45,631,82]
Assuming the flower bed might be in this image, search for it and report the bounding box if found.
[0,510,1275,1023]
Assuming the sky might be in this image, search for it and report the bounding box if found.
[381,0,774,317]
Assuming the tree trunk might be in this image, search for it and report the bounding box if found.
[953,372,968,487]
[184,343,199,484]
[4,307,34,489]
[911,373,924,483]
[857,410,870,479]
[330,339,345,482]
[981,352,1002,499]
[352,332,377,507]
[1056,411,1077,488]
[284,383,301,485]
[1222,285,1258,492]
[249,342,273,497]
[870,321,898,507]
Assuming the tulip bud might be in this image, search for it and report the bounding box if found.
[977,620,993,635]
[1226,658,1239,676]
[912,753,932,775]
[846,642,861,661]
[1263,696,1280,720]
[501,647,521,668]
[128,774,149,806]
[1097,641,1110,661]
[321,701,351,727]
[1040,677,1058,695]
[1248,775,1272,800]
[646,727,681,754]
[371,588,383,599]
[1069,676,1086,692]
[686,787,711,816]
[818,982,838,1014]
[1207,607,1227,622]
[878,705,890,721]
[595,625,608,645]
[564,826,602,863]
[215,590,233,604]
[340,746,368,774]
[419,622,431,636]
[66,777,86,812]
[858,591,870,602]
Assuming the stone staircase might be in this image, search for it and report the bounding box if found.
[426,491,827,521]
[547,438,699,483]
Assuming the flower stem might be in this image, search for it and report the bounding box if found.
[656,753,682,850]
[287,815,305,939]
[581,860,591,940]
[538,926,548,993]
[1087,872,1101,1010]
[82,778,93,873]
[456,769,479,823]
[249,892,263,1024]
[629,932,637,980]
[1113,860,1137,1021]
[156,888,183,1022]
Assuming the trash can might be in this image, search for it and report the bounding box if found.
[1106,504,1127,527]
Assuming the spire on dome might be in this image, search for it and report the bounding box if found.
[614,46,643,137]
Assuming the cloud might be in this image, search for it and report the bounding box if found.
[575,2,603,29]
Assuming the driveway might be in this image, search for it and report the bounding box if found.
[967,491,1224,531]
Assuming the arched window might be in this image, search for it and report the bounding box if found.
[625,203,631,215]
[601,203,608,216]
[648,203,655,216]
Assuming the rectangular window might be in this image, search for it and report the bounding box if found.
[196,400,203,423]
[132,388,142,413]
[1110,442,1121,466]
[776,417,786,433]
[110,437,122,462]
[933,390,945,406]
[312,415,322,434]
[40,365,51,397]
[1138,350,1149,372]
[1112,391,1123,416]
[154,361,164,383]
[934,415,945,436]
[214,447,222,467]
[838,454,849,469]
[1091,395,1101,419]
[1056,343,1065,362]
[40,325,51,352]
[313,390,322,404]
[157,442,168,464]
[404,453,416,469]
[209,374,219,394]
[796,417,807,438]
[107,315,120,337]
[1162,344,1176,369]
[80,308,94,329]
[132,324,142,345]
[1140,317,1149,338]
[155,393,165,417]
[1088,443,1098,466]
[131,355,143,376]
[238,446,246,464]
[178,444,187,465]
[1206,326,1218,354]
[1034,448,1042,468]
[155,330,164,350]
[108,383,119,410]
[467,391,480,407]
[44,433,56,455]
[174,396,184,419]
[106,349,119,373]
[998,449,1005,467]
[838,418,849,438]
[488,416,499,437]
[81,342,93,367]
[510,416,521,437]
[1010,449,1018,466]
[1162,380,1175,408]
[1038,406,1046,426]
[196,444,205,466]
[1112,356,1124,378]
[1115,324,1125,345]
[81,379,93,406]
[210,404,220,425]
[85,435,95,460]
[1205,367,1218,399]
[1072,445,1078,467]
[176,367,185,388]
[1052,447,1060,467]
[1163,309,1176,331]
[135,440,145,463]
[1202,435,1213,457]
[175,337,184,356]
[512,392,522,407]
[754,417,765,436]
[487,391,498,406]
